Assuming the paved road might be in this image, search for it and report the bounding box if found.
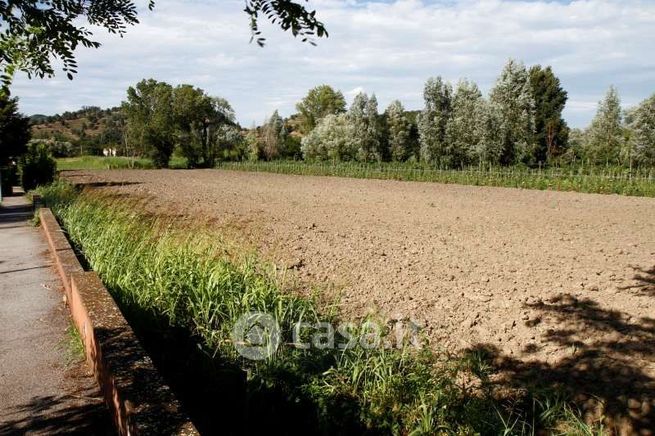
[0,192,111,435]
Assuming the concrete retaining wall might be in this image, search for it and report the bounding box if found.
[39,208,199,436]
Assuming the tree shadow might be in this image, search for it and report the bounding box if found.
[73,181,142,188]
[467,288,655,434]
[0,391,112,435]
[0,201,32,223]
[619,265,655,297]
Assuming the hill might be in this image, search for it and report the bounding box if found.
[30,106,124,155]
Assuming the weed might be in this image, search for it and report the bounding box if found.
[60,323,85,365]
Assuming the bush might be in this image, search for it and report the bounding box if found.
[1,165,17,197]
[29,138,75,158]
[19,142,57,191]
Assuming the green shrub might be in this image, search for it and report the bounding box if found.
[18,142,56,191]
[1,165,17,197]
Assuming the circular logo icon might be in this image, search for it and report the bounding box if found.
[232,312,281,360]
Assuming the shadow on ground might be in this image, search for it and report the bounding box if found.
[620,265,655,297]
[467,265,655,434]
[72,181,142,189]
[0,201,33,224]
[0,391,112,435]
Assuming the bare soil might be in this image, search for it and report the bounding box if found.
[65,169,655,432]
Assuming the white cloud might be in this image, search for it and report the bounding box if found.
[11,0,655,127]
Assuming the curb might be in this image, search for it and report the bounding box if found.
[39,208,199,436]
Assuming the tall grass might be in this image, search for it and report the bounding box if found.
[218,161,655,197]
[56,155,188,171]
[37,181,605,434]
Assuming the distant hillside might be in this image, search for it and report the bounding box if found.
[30,106,124,154]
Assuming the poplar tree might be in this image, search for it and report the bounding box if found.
[585,86,624,165]
[417,77,452,166]
[477,100,504,166]
[489,59,536,165]
[262,110,286,160]
[626,93,655,166]
[366,94,386,161]
[349,92,382,162]
[385,100,412,162]
[246,127,261,161]
[445,79,486,167]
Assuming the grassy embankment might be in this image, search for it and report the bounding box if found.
[37,181,604,434]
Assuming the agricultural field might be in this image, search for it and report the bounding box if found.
[59,168,655,433]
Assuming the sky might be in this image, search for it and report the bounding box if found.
[11,0,655,128]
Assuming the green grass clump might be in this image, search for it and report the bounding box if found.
[56,155,188,171]
[218,161,655,197]
[59,323,85,365]
[37,181,605,434]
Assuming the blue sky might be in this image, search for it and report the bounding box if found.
[11,0,655,128]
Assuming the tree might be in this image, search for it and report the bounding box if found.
[0,95,31,166]
[122,79,175,168]
[349,92,370,161]
[584,86,624,165]
[477,100,504,166]
[18,141,56,190]
[347,92,382,162]
[172,84,235,167]
[385,100,412,162]
[365,94,386,161]
[489,59,535,165]
[529,65,569,164]
[261,110,286,160]
[1,0,327,91]
[295,85,346,134]
[417,77,452,166]
[214,125,244,161]
[564,128,587,166]
[246,128,261,161]
[445,79,486,167]
[301,113,357,161]
[625,93,655,166]
[172,84,209,166]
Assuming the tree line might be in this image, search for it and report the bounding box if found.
[290,59,655,169]
[10,60,655,170]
